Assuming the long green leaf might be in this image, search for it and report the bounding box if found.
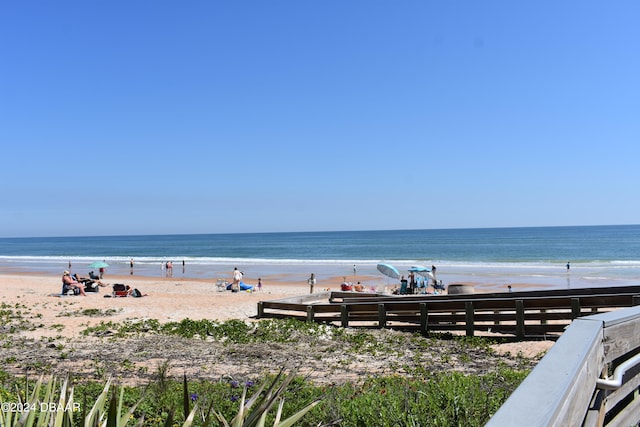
[231,386,247,427]
[162,409,174,427]
[242,370,288,426]
[273,399,285,426]
[200,399,216,427]
[65,383,76,427]
[183,373,189,421]
[106,391,118,427]
[53,376,69,427]
[19,375,44,427]
[275,399,321,427]
[85,377,112,427]
[211,409,230,427]
[181,402,198,427]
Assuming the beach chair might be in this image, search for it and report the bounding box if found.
[340,282,353,291]
[216,279,228,292]
[76,276,100,293]
[61,282,79,296]
[112,283,130,297]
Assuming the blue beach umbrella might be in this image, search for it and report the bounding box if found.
[409,266,435,281]
[377,263,400,279]
[409,265,434,278]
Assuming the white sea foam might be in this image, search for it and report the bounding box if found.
[2,255,640,291]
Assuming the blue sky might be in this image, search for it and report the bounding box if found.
[1,1,638,238]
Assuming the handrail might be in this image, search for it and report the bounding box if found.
[596,352,640,390]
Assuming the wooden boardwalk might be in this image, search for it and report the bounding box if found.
[258,286,640,425]
[487,305,640,427]
[257,285,640,339]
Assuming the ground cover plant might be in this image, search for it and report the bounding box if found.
[0,314,542,426]
[0,367,526,426]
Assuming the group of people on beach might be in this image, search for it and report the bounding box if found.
[396,265,441,295]
[61,270,108,296]
[160,260,187,277]
[61,268,147,297]
[229,267,263,292]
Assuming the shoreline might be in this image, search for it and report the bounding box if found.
[2,258,629,294]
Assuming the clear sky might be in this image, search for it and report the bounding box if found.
[1,1,638,238]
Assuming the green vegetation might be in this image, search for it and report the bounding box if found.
[0,302,38,334]
[59,308,122,317]
[0,315,534,426]
[81,317,337,343]
[0,366,526,426]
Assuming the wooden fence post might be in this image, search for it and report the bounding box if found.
[341,304,349,327]
[465,301,475,336]
[420,303,428,335]
[306,305,314,322]
[516,300,525,339]
[378,304,387,328]
[571,298,581,319]
[633,295,640,306]
[257,302,264,318]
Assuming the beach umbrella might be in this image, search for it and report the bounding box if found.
[88,261,109,269]
[377,263,400,279]
[409,266,435,280]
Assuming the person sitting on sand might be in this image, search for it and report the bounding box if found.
[62,270,86,296]
[73,273,108,292]
[73,273,107,285]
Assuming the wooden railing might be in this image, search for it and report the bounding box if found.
[486,304,640,427]
[256,287,640,425]
[256,286,640,338]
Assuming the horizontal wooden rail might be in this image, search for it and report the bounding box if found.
[256,286,640,338]
[333,285,640,303]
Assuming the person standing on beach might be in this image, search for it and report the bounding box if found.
[257,278,263,292]
[166,261,173,278]
[308,273,316,294]
[566,261,570,271]
[130,258,134,275]
[399,275,408,294]
[353,265,357,276]
[232,267,242,292]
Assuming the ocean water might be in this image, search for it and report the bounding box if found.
[1,225,640,291]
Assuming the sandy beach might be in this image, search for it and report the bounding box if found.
[2,271,346,337]
[2,270,541,338]
[0,271,554,385]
